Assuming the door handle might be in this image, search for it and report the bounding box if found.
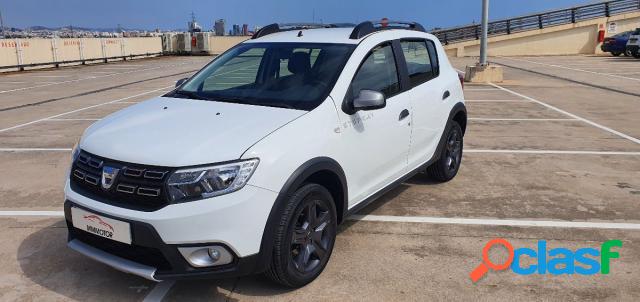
[442,90,451,100]
[399,109,410,121]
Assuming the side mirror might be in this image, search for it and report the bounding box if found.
[175,78,188,88]
[353,89,386,111]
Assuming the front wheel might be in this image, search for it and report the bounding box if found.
[426,122,464,182]
[624,49,632,57]
[265,184,337,288]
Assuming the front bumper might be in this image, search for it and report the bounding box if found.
[65,200,266,280]
[64,180,279,280]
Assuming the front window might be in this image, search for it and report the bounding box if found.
[350,43,400,98]
[171,42,355,110]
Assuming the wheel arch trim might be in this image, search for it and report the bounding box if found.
[253,157,348,273]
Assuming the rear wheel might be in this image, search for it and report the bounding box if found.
[426,122,463,182]
[611,51,622,57]
[634,52,640,59]
[265,184,337,288]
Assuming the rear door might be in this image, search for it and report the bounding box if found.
[399,39,446,169]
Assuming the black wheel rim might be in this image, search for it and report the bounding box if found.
[290,199,332,274]
[445,129,462,173]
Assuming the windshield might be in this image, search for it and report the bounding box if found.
[169,42,356,110]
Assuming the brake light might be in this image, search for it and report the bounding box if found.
[458,72,464,89]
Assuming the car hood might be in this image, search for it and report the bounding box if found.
[80,97,306,167]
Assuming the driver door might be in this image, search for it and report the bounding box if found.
[335,42,412,206]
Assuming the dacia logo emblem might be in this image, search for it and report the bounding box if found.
[101,166,120,190]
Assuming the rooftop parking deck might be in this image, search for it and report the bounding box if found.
[0,55,638,301]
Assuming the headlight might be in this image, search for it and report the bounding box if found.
[71,140,80,162]
[167,159,259,202]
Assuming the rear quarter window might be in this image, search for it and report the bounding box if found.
[400,40,440,88]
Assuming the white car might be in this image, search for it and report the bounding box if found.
[626,28,640,58]
[65,21,467,287]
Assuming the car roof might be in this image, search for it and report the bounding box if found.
[244,28,359,44]
[243,27,434,45]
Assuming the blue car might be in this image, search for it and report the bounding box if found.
[602,31,634,56]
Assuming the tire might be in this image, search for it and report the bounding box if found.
[426,121,463,182]
[611,52,622,57]
[265,183,337,288]
[624,49,632,57]
[634,52,640,59]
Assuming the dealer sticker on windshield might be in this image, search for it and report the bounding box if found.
[71,207,132,244]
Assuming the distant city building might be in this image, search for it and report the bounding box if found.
[242,24,249,36]
[188,12,202,33]
[214,19,225,36]
[232,24,240,36]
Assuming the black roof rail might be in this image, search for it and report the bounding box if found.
[349,20,427,39]
[251,23,355,39]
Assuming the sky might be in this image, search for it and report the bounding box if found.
[0,0,601,31]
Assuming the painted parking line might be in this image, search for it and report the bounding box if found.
[0,86,173,133]
[349,215,640,230]
[469,118,578,121]
[143,281,176,302]
[2,147,639,156]
[0,148,73,152]
[464,88,499,91]
[465,149,640,155]
[495,56,640,82]
[0,211,64,216]
[2,211,640,231]
[46,118,101,121]
[465,99,530,102]
[490,83,640,145]
[31,75,72,78]
[0,62,193,94]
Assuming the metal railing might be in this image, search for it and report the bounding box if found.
[432,0,640,45]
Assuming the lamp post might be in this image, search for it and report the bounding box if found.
[465,0,502,83]
[479,0,489,66]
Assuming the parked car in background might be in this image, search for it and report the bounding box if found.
[626,28,640,58]
[602,30,635,56]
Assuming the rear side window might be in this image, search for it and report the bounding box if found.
[426,41,440,77]
[400,41,433,87]
[351,44,400,97]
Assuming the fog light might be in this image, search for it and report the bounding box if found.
[178,245,233,268]
[208,248,221,261]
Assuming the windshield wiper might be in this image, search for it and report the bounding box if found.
[173,90,208,100]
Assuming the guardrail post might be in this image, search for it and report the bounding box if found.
[506,20,511,34]
[605,2,610,17]
[120,37,126,61]
[51,38,59,67]
[79,38,85,64]
[15,38,24,71]
[571,8,576,23]
[100,38,107,63]
[538,14,543,29]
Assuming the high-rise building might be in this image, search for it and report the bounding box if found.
[242,24,249,36]
[232,24,241,36]
[214,19,225,36]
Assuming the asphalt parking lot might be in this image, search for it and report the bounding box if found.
[0,54,639,301]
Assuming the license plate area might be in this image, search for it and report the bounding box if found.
[71,207,132,244]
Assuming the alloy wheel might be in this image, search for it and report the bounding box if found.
[445,129,463,173]
[290,199,332,274]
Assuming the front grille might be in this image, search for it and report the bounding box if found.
[70,150,173,211]
[70,227,172,271]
